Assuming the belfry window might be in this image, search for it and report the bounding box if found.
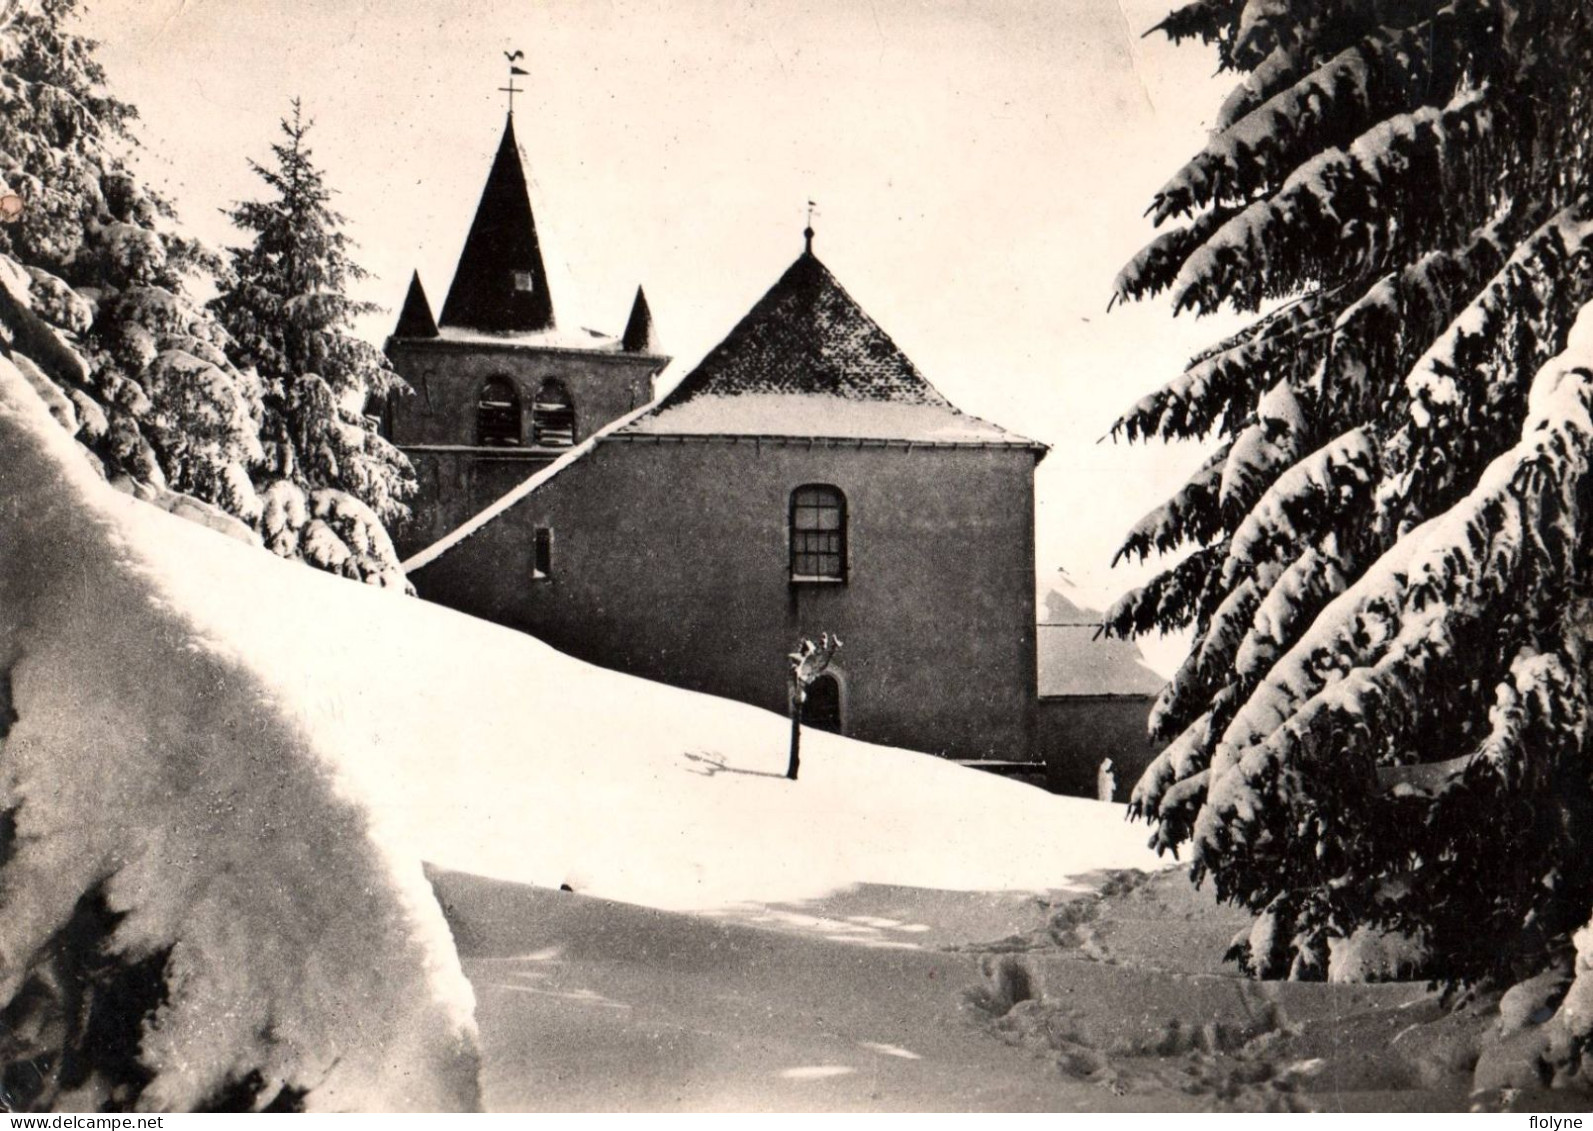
[477,376,522,446]
[532,378,577,447]
[790,485,847,582]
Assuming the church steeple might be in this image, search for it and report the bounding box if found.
[621,285,658,353]
[438,115,556,334]
[393,270,438,338]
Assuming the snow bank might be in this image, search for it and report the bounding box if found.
[0,359,479,1111]
[147,518,1163,908]
[90,452,1163,915]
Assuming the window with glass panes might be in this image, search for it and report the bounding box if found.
[789,485,846,582]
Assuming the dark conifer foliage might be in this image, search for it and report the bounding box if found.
[0,0,266,531]
[210,101,415,586]
[1110,0,1593,1022]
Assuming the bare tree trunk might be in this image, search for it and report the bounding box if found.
[786,678,802,781]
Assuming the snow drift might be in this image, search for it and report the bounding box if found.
[3,354,1157,917]
[0,328,1162,1107]
[0,358,479,1111]
[125,483,1162,915]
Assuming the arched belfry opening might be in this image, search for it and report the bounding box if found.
[532,378,576,447]
[477,376,522,446]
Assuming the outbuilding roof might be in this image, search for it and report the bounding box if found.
[1037,588,1167,698]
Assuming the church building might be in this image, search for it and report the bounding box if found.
[389,112,1050,764]
[382,114,670,560]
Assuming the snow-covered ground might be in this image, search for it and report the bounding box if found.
[65,439,1161,912]
[7,295,1556,1116]
[0,358,479,1111]
[1,357,1166,1109]
[171,540,1159,908]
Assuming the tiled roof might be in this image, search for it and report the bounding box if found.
[663,250,945,405]
[616,393,1029,444]
[619,249,1045,448]
[438,116,556,334]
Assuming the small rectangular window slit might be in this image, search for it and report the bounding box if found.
[532,527,553,579]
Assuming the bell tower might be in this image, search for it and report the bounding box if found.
[382,76,669,561]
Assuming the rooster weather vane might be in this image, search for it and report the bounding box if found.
[501,50,529,115]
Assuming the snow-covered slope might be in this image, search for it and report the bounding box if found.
[151,507,1163,909]
[3,369,1158,918]
[0,358,479,1111]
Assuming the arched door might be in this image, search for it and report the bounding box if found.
[804,673,843,734]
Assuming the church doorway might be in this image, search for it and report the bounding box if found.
[804,673,843,734]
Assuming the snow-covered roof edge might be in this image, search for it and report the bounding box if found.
[401,401,658,573]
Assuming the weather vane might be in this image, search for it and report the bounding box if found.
[804,199,818,253]
[501,50,529,115]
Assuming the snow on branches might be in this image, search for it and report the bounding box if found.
[0,3,413,588]
[1202,304,1593,852]
[210,101,415,587]
[1112,2,1593,998]
[0,1,269,532]
[1172,87,1495,315]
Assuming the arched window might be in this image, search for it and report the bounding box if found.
[477,376,522,446]
[804,673,843,734]
[532,378,577,448]
[790,485,847,582]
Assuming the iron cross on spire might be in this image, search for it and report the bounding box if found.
[501,50,529,115]
[804,199,818,254]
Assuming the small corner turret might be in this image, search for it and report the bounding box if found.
[392,270,439,340]
[621,286,659,354]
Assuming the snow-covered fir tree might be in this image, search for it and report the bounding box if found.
[0,0,265,535]
[210,101,415,587]
[1108,0,1593,1046]
[0,9,477,1110]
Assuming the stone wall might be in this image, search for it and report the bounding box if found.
[410,436,1041,762]
[1035,695,1157,799]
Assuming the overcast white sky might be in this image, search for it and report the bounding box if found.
[80,0,1247,671]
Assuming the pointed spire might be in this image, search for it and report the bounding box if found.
[393,270,439,338]
[438,116,556,334]
[621,285,659,353]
